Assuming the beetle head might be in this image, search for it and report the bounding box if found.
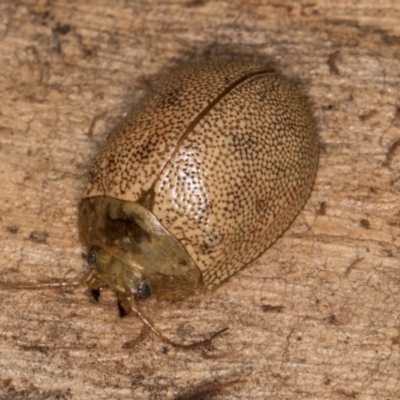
[79,196,201,304]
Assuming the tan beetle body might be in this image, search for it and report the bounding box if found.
[2,59,318,348]
[79,59,318,318]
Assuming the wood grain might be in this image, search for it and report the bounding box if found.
[0,1,399,399]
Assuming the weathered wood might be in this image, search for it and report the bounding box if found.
[0,1,399,399]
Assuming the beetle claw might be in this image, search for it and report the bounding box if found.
[117,301,128,317]
[91,289,101,301]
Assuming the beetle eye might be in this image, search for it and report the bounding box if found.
[88,252,97,265]
[138,282,151,299]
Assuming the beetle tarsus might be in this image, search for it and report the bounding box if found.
[122,326,151,348]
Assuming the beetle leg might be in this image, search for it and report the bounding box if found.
[137,309,228,349]
[86,274,106,301]
[116,291,133,317]
[121,291,228,349]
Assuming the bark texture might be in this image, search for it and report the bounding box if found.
[0,1,399,399]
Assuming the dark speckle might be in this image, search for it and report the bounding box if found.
[327,50,340,75]
[391,335,400,345]
[6,226,19,234]
[359,109,377,122]
[260,304,284,313]
[186,0,206,7]
[174,378,244,400]
[328,314,338,324]
[335,389,359,399]
[53,23,71,35]
[317,201,326,216]
[385,136,400,167]
[28,231,49,244]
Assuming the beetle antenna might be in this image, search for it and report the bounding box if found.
[0,271,94,290]
[125,305,228,349]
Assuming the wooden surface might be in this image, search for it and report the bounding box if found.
[0,1,399,399]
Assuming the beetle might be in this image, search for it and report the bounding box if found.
[1,59,318,348]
